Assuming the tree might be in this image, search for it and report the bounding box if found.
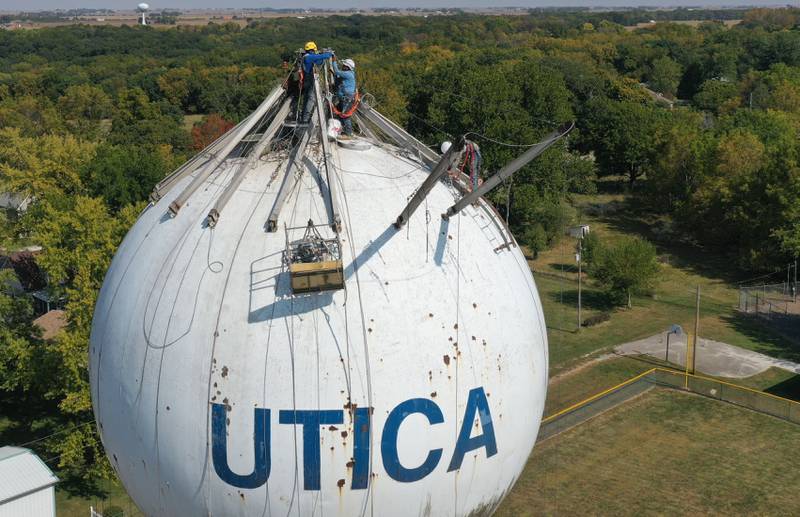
[649,56,682,97]
[693,79,740,113]
[191,114,233,151]
[590,236,660,308]
[0,269,40,392]
[82,143,171,209]
[23,196,140,485]
[582,98,665,186]
[0,127,95,200]
[58,84,113,138]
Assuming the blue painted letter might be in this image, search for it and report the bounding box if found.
[447,387,497,472]
[352,407,371,489]
[279,410,344,490]
[211,403,270,488]
[381,398,444,482]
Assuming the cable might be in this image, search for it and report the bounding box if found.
[404,109,454,139]
[15,420,94,448]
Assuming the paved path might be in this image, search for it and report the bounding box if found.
[615,334,800,378]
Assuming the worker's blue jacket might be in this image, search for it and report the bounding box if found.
[332,61,356,98]
[303,51,333,76]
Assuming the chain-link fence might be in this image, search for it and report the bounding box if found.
[739,282,797,313]
[738,282,800,344]
[539,368,800,441]
[652,368,800,424]
[539,370,655,441]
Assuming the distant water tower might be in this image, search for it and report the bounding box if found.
[137,3,149,25]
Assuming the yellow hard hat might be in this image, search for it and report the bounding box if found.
[304,41,317,52]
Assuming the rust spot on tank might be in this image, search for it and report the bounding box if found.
[454,323,459,330]
[431,392,437,398]
[212,358,217,364]
[443,355,450,366]
[428,313,433,318]
[213,382,217,388]
[385,281,389,285]
[367,328,372,333]
[330,446,335,451]
[328,425,339,431]
[448,235,453,240]
[341,430,348,438]
[448,336,453,342]
[346,460,354,468]
[337,479,345,488]
[472,335,476,341]
[240,493,245,500]
[226,418,230,426]
[221,366,229,378]
[472,302,477,308]
[428,370,433,381]
[211,396,216,401]
[166,405,170,411]
[482,339,487,346]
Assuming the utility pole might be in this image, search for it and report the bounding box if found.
[794,258,797,302]
[577,237,582,332]
[692,285,700,374]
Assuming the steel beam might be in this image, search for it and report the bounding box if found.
[168,85,284,217]
[207,98,292,228]
[266,117,317,232]
[312,75,342,233]
[443,122,574,219]
[149,113,254,203]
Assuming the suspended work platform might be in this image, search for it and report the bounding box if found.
[285,220,344,294]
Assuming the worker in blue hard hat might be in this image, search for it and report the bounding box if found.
[298,41,334,123]
[331,56,357,137]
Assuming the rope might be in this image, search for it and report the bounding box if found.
[330,92,361,119]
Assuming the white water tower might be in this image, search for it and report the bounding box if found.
[137,3,149,25]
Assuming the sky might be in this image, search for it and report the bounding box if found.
[0,0,791,11]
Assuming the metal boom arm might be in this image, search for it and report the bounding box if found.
[394,138,464,229]
[443,122,574,219]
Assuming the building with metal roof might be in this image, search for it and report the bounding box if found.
[0,446,58,517]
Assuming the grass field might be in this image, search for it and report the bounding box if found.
[497,389,800,516]
[56,481,135,517]
[532,191,797,375]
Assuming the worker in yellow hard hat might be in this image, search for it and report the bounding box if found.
[298,41,333,123]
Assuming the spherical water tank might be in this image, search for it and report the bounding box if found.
[89,123,548,516]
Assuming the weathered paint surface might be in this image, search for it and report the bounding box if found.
[89,136,548,516]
